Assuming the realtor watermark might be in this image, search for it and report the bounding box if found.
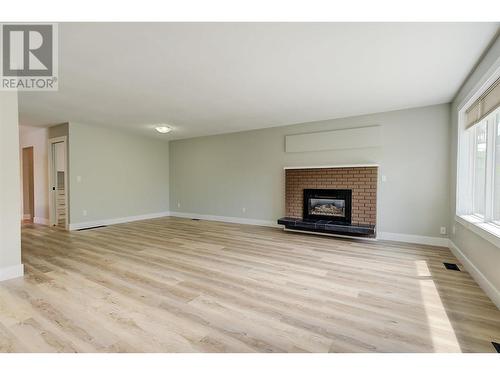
[0,23,58,90]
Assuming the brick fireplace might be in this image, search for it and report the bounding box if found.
[278,166,378,237]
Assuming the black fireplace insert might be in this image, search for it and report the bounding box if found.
[303,189,352,224]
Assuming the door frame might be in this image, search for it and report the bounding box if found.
[22,146,35,221]
[48,136,68,230]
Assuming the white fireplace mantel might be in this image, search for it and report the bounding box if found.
[283,164,379,170]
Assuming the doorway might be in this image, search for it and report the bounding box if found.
[22,146,34,223]
[49,137,68,229]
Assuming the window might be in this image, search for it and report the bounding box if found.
[457,76,500,244]
[493,112,500,223]
[458,105,500,239]
[472,121,487,217]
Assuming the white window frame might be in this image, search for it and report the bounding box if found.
[464,113,497,218]
[456,67,500,248]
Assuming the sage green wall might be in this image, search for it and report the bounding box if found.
[170,103,450,238]
[69,122,169,225]
[449,34,500,302]
[0,91,22,278]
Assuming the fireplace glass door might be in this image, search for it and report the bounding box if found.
[303,189,352,224]
[309,198,346,217]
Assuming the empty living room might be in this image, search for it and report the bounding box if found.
[1,1,500,373]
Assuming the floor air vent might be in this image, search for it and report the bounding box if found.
[492,342,500,353]
[443,262,460,271]
[191,218,200,221]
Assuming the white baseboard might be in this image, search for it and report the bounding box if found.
[377,231,449,247]
[34,217,49,225]
[169,211,278,227]
[69,211,170,231]
[448,240,500,309]
[0,264,24,282]
[170,212,447,247]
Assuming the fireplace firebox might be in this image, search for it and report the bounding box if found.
[303,189,352,224]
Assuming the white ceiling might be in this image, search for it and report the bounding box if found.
[19,22,499,140]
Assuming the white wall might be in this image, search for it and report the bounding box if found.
[0,91,23,281]
[19,125,49,225]
[68,122,170,228]
[449,35,500,308]
[170,103,450,242]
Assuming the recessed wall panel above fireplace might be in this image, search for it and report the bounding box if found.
[285,126,381,153]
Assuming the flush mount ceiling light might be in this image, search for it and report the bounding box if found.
[155,125,172,134]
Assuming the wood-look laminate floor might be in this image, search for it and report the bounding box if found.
[1,217,499,352]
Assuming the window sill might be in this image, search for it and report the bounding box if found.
[455,215,500,248]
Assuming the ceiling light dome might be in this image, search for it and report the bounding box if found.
[155,126,172,134]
